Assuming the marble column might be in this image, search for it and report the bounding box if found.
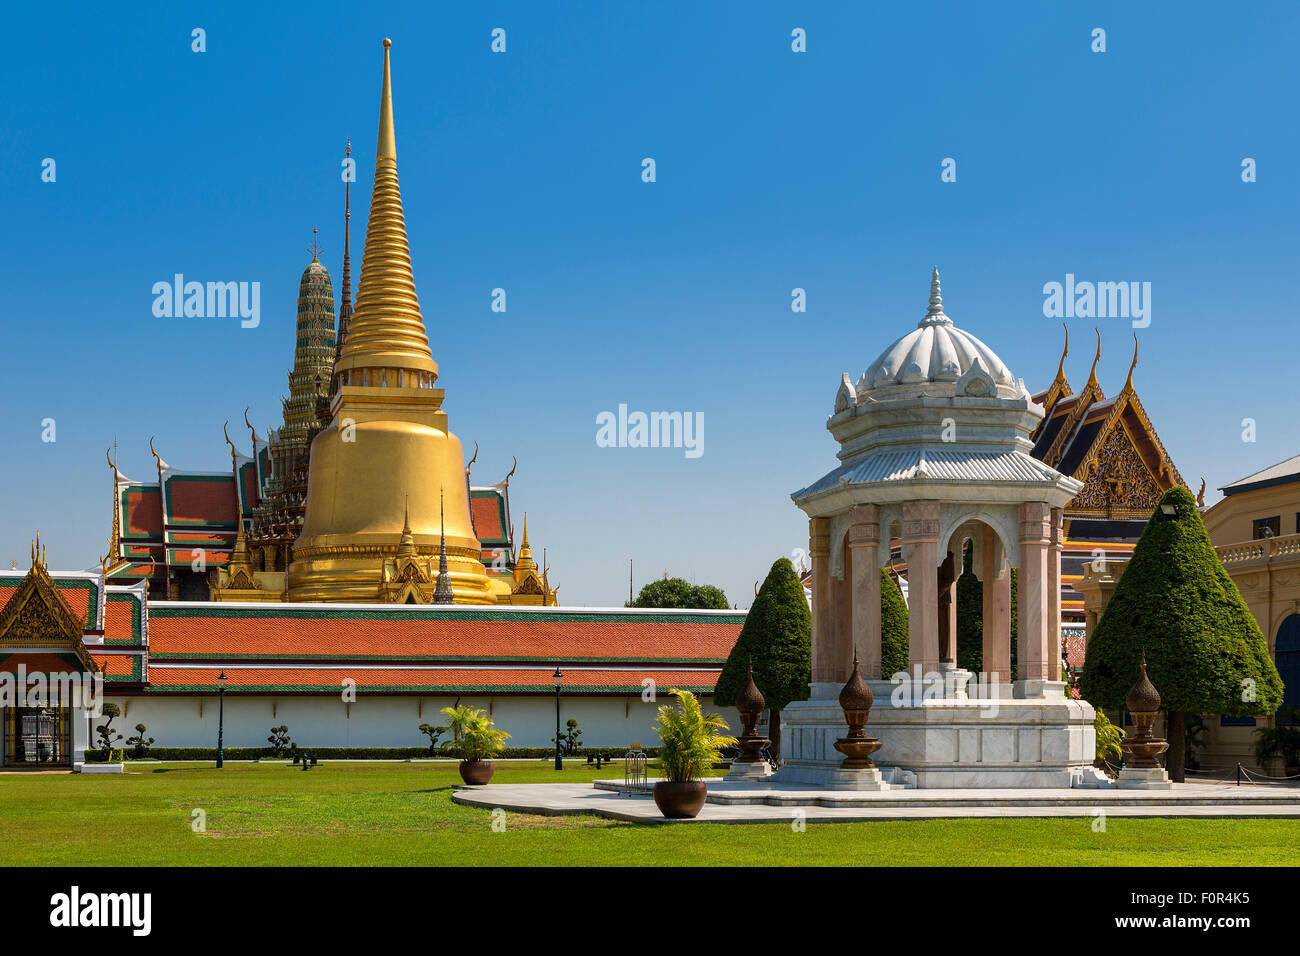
[938,550,957,665]
[981,532,1011,684]
[1049,506,1064,678]
[848,504,882,679]
[809,517,834,686]
[903,500,941,674]
[1017,501,1052,683]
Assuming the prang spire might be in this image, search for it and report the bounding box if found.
[433,486,454,604]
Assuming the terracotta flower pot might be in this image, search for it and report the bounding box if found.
[653,780,707,818]
[458,759,495,785]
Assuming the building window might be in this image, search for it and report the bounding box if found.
[1253,516,1280,539]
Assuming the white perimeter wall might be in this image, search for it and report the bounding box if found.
[108,694,742,751]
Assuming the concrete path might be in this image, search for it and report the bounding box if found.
[451,779,1300,824]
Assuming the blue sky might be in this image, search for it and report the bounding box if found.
[2,1,1298,606]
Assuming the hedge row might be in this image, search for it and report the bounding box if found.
[84,746,659,762]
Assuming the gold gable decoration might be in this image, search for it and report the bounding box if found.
[1071,424,1164,519]
[0,546,87,649]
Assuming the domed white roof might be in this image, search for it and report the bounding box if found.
[859,269,1015,392]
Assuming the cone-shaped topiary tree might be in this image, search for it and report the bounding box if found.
[1080,486,1283,781]
[881,568,909,678]
[713,557,811,760]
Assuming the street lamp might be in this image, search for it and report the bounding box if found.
[216,670,227,769]
[553,667,564,770]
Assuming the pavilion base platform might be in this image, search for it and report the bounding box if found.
[1117,767,1175,790]
[724,760,774,782]
[453,779,1300,823]
[776,679,1107,790]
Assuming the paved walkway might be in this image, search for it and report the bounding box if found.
[450,779,1300,824]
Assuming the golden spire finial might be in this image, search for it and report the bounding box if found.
[1053,322,1069,386]
[515,511,537,574]
[335,38,437,384]
[402,494,411,536]
[1124,332,1138,392]
[1085,328,1101,390]
[309,226,321,263]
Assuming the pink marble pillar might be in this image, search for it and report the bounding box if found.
[1049,506,1064,678]
[848,504,882,679]
[1018,501,1052,682]
[809,517,834,684]
[903,500,941,673]
[938,551,957,665]
[981,532,1011,683]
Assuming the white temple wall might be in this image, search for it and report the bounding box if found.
[104,694,739,750]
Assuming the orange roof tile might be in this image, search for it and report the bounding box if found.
[146,609,741,661]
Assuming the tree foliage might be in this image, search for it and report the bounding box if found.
[880,568,909,678]
[632,577,730,609]
[1080,486,1283,717]
[713,558,811,712]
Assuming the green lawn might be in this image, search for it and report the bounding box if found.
[2,761,1296,866]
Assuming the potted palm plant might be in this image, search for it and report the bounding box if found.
[1255,709,1300,778]
[652,689,736,818]
[440,705,510,784]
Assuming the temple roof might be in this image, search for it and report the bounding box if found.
[1032,329,1185,519]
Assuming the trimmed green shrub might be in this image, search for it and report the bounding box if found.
[713,557,811,760]
[881,568,909,678]
[1081,486,1284,781]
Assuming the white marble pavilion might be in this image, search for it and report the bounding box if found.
[780,269,1103,789]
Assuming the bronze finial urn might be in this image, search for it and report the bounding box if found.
[833,652,882,768]
[733,660,770,763]
[1120,650,1168,769]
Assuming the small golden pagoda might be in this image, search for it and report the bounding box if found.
[286,39,494,604]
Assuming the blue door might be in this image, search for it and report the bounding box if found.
[1276,615,1300,724]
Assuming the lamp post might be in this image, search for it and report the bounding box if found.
[216,670,227,769]
[553,667,564,771]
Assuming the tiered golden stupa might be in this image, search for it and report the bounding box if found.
[286,39,495,604]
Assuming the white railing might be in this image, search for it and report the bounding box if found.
[1215,532,1300,566]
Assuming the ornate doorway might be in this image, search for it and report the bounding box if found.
[2,707,72,767]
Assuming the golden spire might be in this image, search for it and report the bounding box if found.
[335,38,437,383]
[107,440,121,568]
[397,494,416,557]
[515,512,537,573]
[1085,328,1101,391]
[1123,332,1138,392]
[309,226,321,263]
[1052,323,1069,388]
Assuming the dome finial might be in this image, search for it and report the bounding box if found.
[920,266,951,327]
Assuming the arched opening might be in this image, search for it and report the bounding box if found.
[1276,614,1300,723]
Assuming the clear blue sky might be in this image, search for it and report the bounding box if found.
[3,1,1298,606]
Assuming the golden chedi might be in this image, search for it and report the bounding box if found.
[288,39,494,604]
